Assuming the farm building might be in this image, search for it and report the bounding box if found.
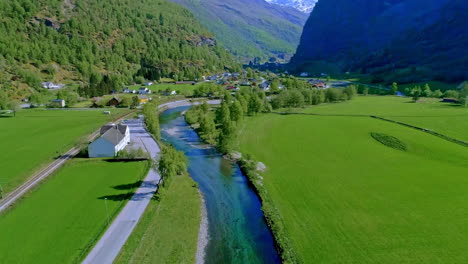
[51,99,66,107]
[88,124,130,158]
[107,97,121,106]
[138,95,150,104]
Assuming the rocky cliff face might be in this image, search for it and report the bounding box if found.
[291,0,467,82]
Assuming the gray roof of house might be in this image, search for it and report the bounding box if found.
[101,125,128,145]
[100,124,128,135]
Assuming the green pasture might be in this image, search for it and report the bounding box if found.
[0,159,148,264]
[115,174,201,264]
[238,96,468,263]
[303,96,468,141]
[0,108,130,193]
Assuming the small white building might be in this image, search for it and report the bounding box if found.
[51,99,66,107]
[42,82,65,89]
[300,72,309,77]
[139,87,152,94]
[145,82,154,86]
[88,124,130,158]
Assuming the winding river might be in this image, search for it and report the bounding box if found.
[160,106,281,264]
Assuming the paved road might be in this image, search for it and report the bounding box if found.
[83,117,161,264]
[82,99,220,264]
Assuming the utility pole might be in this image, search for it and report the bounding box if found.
[104,197,110,226]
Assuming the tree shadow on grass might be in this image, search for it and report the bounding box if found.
[98,191,158,201]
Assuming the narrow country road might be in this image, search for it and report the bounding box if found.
[82,117,161,264]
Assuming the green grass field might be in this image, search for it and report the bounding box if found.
[115,174,201,264]
[0,108,130,193]
[303,96,468,141]
[238,96,468,263]
[0,159,148,264]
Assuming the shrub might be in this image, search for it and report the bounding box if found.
[370,132,407,151]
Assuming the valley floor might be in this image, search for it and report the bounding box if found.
[238,96,468,263]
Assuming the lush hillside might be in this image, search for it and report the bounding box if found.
[0,0,240,98]
[169,0,308,63]
[290,0,468,83]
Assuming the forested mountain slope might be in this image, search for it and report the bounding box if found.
[291,0,468,83]
[0,0,240,98]
[169,0,308,63]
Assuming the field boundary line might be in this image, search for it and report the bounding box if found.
[0,110,138,213]
[370,116,468,147]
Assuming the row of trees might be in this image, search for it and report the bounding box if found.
[186,89,272,153]
[143,102,160,140]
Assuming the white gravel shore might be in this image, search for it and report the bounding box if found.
[196,195,209,264]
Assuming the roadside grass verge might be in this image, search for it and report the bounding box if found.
[115,174,201,264]
[237,96,468,263]
[0,159,148,264]
[0,108,131,193]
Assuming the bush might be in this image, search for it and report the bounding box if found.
[370,132,407,151]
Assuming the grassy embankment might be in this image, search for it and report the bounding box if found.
[115,174,202,264]
[0,159,148,263]
[0,108,130,193]
[238,96,468,263]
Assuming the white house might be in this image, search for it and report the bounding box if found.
[88,124,130,158]
[42,82,65,89]
[145,82,154,86]
[51,99,66,107]
[139,87,152,94]
[300,72,309,77]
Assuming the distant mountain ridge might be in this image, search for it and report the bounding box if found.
[169,0,308,62]
[265,0,317,13]
[291,0,468,83]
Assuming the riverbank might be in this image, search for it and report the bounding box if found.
[196,195,209,264]
[238,157,300,263]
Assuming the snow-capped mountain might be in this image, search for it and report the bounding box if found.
[265,0,317,13]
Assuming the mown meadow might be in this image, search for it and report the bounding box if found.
[0,159,148,264]
[0,108,130,193]
[238,96,468,263]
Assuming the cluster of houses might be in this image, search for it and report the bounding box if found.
[88,123,130,158]
[123,87,152,94]
[308,79,328,89]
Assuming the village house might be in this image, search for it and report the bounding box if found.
[88,124,130,158]
[139,87,152,94]
[145,82,154,86]
[51,99,66,107]
[259,82,270,91]
[107,97,121,107]
[300,72,309,77]
[42,82,65,89]
[138,95,150,104]
[123,87,136,94]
